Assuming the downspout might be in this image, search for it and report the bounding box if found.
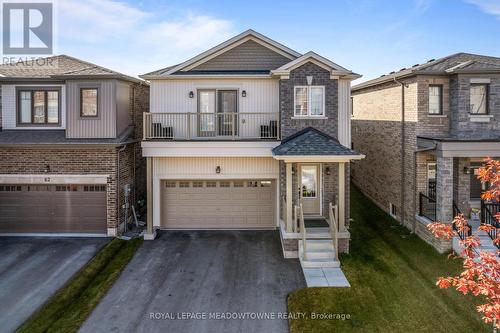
[394,77,409,227]
[117,144,127,234]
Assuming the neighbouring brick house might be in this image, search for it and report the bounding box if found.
[140,29,364,272]
[0,55,149,236]
[351,53,500,253]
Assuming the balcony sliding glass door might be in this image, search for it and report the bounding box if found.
[197,89,238,138]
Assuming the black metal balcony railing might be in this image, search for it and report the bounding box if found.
[143,112,280,140]
[452,202,472,241]
[481,200,500,249]
[419,192,436,221]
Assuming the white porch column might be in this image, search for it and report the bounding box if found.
[286,162,293,232]
[144,157,156,240]
[338,162,346,232]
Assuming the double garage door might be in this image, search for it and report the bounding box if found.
[0,184,107,234]
[161,179,276,229]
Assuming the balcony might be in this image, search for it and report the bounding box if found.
[143,112,280,141]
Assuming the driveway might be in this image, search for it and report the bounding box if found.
[81,231,306,333]
[0,237,110,333]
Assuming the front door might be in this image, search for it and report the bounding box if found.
[300,164,321,215]
[217,90,238,136]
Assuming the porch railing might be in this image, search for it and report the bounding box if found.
[481,200,500,249]
[295,204,307,259]
[143,112,280,140]
[452,201,472,241]
[419,192,436,221]
[328,202,339,261]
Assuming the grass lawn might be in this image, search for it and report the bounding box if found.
[288,185,488,333]
[17,238,142,333]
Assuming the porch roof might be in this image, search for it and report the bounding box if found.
[272,127,364,162]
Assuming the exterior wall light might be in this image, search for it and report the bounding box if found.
[189,91,194,98]
[44,165,51,173]
[292,166,296,176]
[463,166,470,175]
[325,167,331,176]
[241,90,247,97]
[306,75,313,85]
[216,166,221,174]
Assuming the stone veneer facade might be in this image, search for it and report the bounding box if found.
[352,73,500,253]
[278,62,351,253]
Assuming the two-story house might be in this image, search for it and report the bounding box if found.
[140,30,363,268]
[0,55,149,236]
[351,53,500,253]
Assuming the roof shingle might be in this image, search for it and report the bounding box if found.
[272,127,359,156]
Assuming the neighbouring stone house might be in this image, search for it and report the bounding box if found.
[351,53,500,253]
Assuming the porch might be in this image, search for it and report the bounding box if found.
[271,128,364,275]
[415,136,500,252]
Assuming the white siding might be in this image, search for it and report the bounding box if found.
[1,84,66,129]
[338,79,351,147]
[151,156,280,227]
[150,79,279,114]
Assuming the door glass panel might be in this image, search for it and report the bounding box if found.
[217,90,237,136]
[301,166,317,198]
[198,90,215,134]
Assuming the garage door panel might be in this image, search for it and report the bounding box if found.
[0,184,107,234]
[161,180,275,229]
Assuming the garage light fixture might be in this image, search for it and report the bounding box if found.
[241,90,247,97]
[325,167,331,176]
[216,166,221,174]
[189,91,194,98]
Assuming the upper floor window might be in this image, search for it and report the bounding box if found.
[294,86,325,117]
[80,88,98,117]
[428,85,443,115]
[470,84,488,114]
[17,88,60,125]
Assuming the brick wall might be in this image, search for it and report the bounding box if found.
[279,62,338,139]
[351,78,418,230]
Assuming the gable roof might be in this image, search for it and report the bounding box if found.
[141,29,301,79]
[0,55,143,83]
[272,127,360,156]
[353,52,500,91]
[271,51,360,79]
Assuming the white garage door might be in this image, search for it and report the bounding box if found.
[161,180,276,229]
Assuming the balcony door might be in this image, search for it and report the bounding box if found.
[217,90,238,136]
[197,89,237,137]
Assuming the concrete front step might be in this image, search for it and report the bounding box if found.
[452,235,499,257]
[305,227,331,239]
[299,240,339,268]
[300,258,341,268]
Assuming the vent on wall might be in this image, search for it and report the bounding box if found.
[389,203,398,218]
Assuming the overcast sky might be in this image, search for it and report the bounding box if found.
[53,0,500,83]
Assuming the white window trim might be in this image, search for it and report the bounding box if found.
[389,203,397,218]
[293,86,325,117]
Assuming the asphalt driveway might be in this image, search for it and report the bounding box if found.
[81,231,305,333]
[0,237,110,333]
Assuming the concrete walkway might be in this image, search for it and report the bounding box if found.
[303,267,350,287]
[81,231,305,333]
[0,237,110,333]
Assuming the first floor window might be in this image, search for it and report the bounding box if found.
[428,85,443,114]
[18,89,59,125]
[470,84,488,114]
[294,86,325,116]
[81,88,98,117]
